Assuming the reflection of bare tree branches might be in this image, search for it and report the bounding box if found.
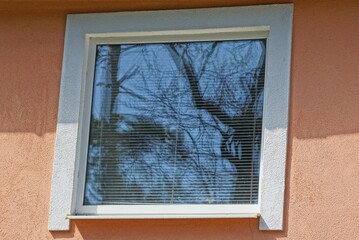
[85,40,265,205]
[166,41,265,203]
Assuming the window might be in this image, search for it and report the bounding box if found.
[49,4,293,231]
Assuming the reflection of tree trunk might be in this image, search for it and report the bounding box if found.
[167,42,265,203]
[101,46,121,203]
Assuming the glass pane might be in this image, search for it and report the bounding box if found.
[84,40,266,205]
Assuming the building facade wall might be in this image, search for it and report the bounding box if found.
[0,0,358,239]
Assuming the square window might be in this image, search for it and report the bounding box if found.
[84,39,265,206]
[49,4,293,231]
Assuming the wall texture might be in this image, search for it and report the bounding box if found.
[0,0,358,239]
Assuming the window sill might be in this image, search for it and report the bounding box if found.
[75,204,259,216]
[67,213,260,219]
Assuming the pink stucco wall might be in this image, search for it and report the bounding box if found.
[0,0,358,239]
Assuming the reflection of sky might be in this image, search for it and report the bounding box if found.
[85,40,265,205]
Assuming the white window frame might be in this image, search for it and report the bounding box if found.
[48,4,293,231]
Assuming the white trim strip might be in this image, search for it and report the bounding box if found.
[86,26,269,44]
[67,213,260,219]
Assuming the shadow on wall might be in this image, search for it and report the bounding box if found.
[51,218,288,240]
[0,12,64,136]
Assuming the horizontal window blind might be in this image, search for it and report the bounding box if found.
[84,40,266,205]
